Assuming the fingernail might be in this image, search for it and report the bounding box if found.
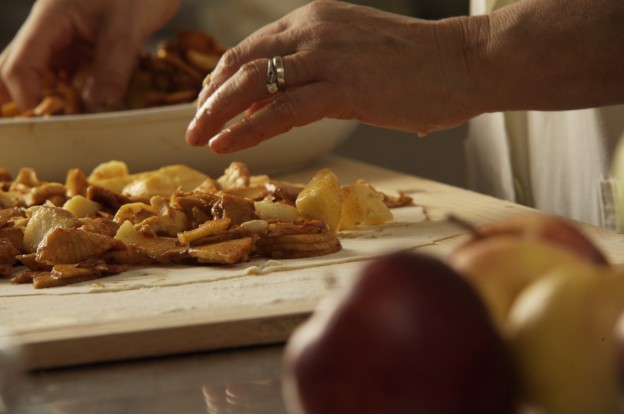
[185,117,199,146]
[188,115,197,130]
[208,131,229,153]
[186,99,215,146]
[208,134,223,153]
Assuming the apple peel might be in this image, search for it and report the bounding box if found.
[507,263,624,414]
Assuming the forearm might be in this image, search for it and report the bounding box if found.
[187,0,624,152]
[463,0,624,113]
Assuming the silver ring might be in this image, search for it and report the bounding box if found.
[267,56,285,94]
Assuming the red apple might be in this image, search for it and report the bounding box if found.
[447,236,603,330]
[447,213,609,330]
[450,212,607,264]
[282,251,517,414]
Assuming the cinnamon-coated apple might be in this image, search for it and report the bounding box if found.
[507,262,624,414]
[448,236,601,330]
[282,251,517,414]
[452,212,608,264]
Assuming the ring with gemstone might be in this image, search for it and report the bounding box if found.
[267,56,285,94]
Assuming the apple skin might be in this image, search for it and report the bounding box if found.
[507,262,624,414]
[452,212,608,265]
[447,236,602,330]
[282,251,517,414]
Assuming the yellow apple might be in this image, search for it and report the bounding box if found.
[452,212,608,264]
[448,236,597,330]
[507,262,624,414]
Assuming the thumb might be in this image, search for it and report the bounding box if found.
[82,25,139,112]
[0,49,14,104]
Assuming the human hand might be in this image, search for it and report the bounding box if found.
[186,0,480,154]
[0,0,180,112]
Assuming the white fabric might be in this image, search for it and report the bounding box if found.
[467,0,624,229]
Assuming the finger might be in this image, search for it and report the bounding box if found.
[196,78,211,109]
[207,82,334,154]
[0,82,10,105]
[0,48,11,104]
[200,27,295,104]
[187,53,315,147]
[204,0,351,96]
[0,41,47,110]
[49,40,93,74]
[187,59,271,146]
[186,59,268,146]
[0,4,77,110]
[81,24,139,112]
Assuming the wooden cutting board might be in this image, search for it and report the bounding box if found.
[3,155,624,370]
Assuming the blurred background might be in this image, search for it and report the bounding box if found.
[0,0,470,188]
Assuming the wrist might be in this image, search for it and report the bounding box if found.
[462,6,533,113]
[460,0,624,113]
[426,15,492,125]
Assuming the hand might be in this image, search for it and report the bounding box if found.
[186,0,479,154]
[0,0,180,112]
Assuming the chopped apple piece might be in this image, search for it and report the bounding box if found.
[296,168,342,233]
[340,180,393,230]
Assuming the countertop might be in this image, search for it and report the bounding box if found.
[10,344,288,414]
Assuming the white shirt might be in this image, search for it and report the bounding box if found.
[467,0,624,229]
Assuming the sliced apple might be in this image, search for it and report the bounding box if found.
[295,168,342,233]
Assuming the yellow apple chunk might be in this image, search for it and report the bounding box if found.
[340,180,393,230]
[62,195,101,218]
[296,168,342,233]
